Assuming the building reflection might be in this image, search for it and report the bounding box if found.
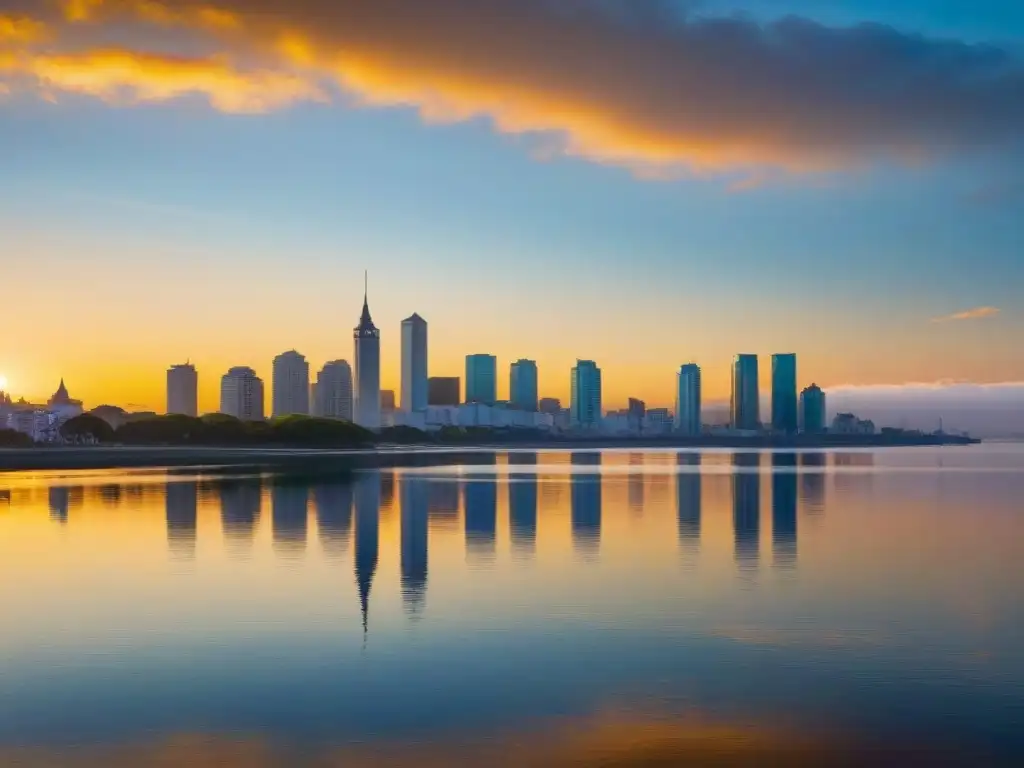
[354,472,381,635]
[464,475,498,563]
[165,480,198,559]
[220,478,261,551]
[800,452,827,515]
[314,480,353,559]
[628,453,645,515]
[509,453,538,555]
[832,452,875,496]
[48,486,70,524]
[380,469,396,516]
[571,452,602,557]
[771,453,798,570]
[99,483,122,508]
[732,453,760,574]
[271,479,308,557]
[400,474,429,617]
[676,453,702,556]
[427,479,460,529]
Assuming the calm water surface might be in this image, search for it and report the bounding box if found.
[1,446,1023,765]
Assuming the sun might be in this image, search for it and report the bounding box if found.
[0,375,7,391]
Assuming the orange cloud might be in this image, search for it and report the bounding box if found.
[18,48,326,112]
[61,0,239,30]
[932,307,1001,323]
[0,14,48,44]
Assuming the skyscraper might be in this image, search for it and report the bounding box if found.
[465,354,497,405]
[800,384,827,434]
[428,377,460,406]
[272,350,309,418]
[509,359,538,412]
[166,363,198,417]
[771,353,798,434]
[220,366,264,421]
[314,360,353,421]
[354,276,381,430]
[401,313,428,412]
[731,354,760,431]
[675,363,702,435]
[570,360,602,429]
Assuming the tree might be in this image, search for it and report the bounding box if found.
[60,414,116,444]
[0,428,33,448]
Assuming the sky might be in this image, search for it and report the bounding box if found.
[1,0,1022,415]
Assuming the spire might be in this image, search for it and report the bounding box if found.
[355,270,377,334]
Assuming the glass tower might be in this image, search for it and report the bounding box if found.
[570,360,602,429]
[465,354,497,405]
[771,353,798,434]
[731,354,760,431]
[400,313,428,412]
[509,359,539,412]
[675,363,702,435]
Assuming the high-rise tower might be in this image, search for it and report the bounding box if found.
[354,273,382,430]
[401,313,428,412]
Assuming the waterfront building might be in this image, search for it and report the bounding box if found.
[800,384,827,434]
[675,363,702,435]
[401,313,428,412]
[354,277,382,430]
[731,354,760,431]
[771,353,798,434]
[510,359,539,412]
[315,360,354,421]
[539,397,562,414]
[166,363,198,417]
[220,367,265,421]
[428,377,460,407]
[570,360,602,429]
[272,350,309,418]
[465,354,497,405]
[380,390,396,413]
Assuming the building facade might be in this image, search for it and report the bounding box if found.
[272,350,309,418]
[570,360,602,429]
[315,360,354,421]
[220,367,265,421]
[731,354,760,431]
[465,354,497,405]
[166,363,198,417]
[428,377,460,407]
[539,397,562,415]
[354,285,382,429]
[401,313,428,412]
[509,359,539,412]
[800,384,827,434]
[675,363,702,435]
[771,353,798,433]
[380,390,396,413]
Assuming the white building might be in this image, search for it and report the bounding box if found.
[272,350,309,418]
[354,281,381,430]
[674,363,702,435]
[644,408,673,435]
[221,367,265,421]
[401,313,428,413]
[167,363,198,417]
[831,413,876,435]
[315,360,354,421]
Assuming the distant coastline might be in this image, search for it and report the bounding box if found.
[0,433,979,472]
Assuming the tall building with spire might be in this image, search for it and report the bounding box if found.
[354,273,382,430]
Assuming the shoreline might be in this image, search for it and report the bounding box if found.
[0,435,980,472]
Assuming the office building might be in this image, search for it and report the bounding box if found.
[509,359,539,412]
[771,353,798,434]
[539,397,562,414]
[354,277,381,430]
[800,383,827,434]
[570,360,602,429]
[315,360,353,421]
[166,363,198,417]
[272,350,309,418]
[731,354,760,431]
[220,367,264,421]
[380,389,396,413]
[401,313,429,412]
[675,363,702,435]
[465,354,497,405]
[428,377,460,407]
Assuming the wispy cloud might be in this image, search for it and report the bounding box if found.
[932,306,1001,322]
[3,0,1024,179]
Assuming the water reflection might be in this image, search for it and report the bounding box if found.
[676,453,701,557]
[509,453,538,555]
[627,452,645,515]
[732,453,760,575]
[427,479,460,528]
[220,478,261,553]
[314,481,353,559]
[571,452,602,557]
[48,486,69,525]
[800,452,827,515]
[464,476,498,563]
[772,453,798,570]
[165,480,198,559]
[354,472,380,635]
[271,480,308,557]
[400,475,429,617]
